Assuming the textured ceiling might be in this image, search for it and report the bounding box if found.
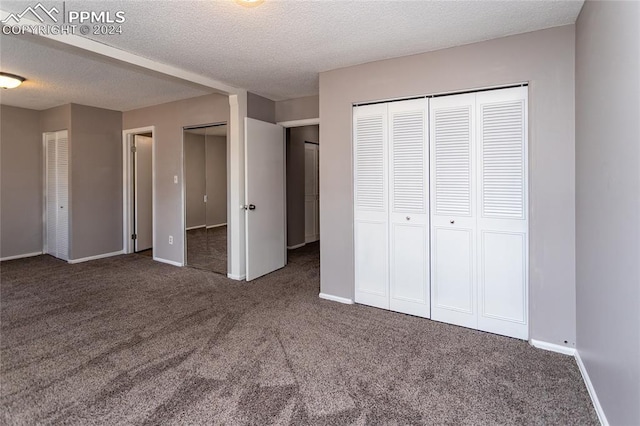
[0,34,214,111]
[0,0,584,110]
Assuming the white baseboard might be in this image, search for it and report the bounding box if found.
[153,257,183,267]
[207,223,227,229]
[68,250,124,264]
[227,273,246,281]
[287,243,306,250]
[319,293,354,305]
[0,251,43,261]
[530,339,576,356]
[575,350,609,426]
[531,340,607,425]
[186,225,206,231]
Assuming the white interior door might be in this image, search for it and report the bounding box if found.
[44,130,69,261]
[353,104,389,309]
[430,93,477,329]
[134,135,153,252]
[388,99,430,318]
[304,143,319,243]
[245,118,286,281]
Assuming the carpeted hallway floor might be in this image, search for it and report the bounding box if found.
[0,243,597,425]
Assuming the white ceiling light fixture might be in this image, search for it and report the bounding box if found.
[0,72,26,89]
[234,0,265,8]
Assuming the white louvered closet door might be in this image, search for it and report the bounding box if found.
[354,103,389,310]
[476,87,528,339]
[388,99,430,317]
[430,94,477,329]
[45,133,58,257]
[45,130,69,261]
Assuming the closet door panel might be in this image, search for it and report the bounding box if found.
[56,132,69,261]
[390,223,428,316]
[480,231,526,320]
[388,99,430,317]
[432,227,475,327]
[430,94,477,328]
[44,130,69,261]
[355,220,389,306]
[45,134,57,257]
[476,87,528,339]
[353,104,389,309]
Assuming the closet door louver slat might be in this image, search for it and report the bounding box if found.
[355,115,385,211]
[433,107,472,217]
[481,100,525,219]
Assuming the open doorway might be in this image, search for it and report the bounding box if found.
[285,124,320,253]
[122,127,155,257]
[183,123,228,274]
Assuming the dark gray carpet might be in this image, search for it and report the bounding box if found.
[186,226,227,274]
[0,243,597,425]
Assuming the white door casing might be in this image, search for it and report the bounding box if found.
[134,135,153,252]
[244,118,286,281]
[304,143,320,243]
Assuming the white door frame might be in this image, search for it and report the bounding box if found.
[122,126,155,255]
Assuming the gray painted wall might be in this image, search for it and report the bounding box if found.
[247,92,276,124]
[41,104,71,133]
[206,135,227,226]
[276,95,319,122]
[69,104,123,260]
[1,103,122,261]
[0,106,43,258]
[319,25,577,347]
[184,132,206,228]
[286,125,319,247]
[123,94,229,264]
[575,2,640,424]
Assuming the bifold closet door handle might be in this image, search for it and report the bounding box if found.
[450,219,455,224]
[248,204,256,210]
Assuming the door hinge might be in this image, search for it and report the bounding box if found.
[131,145,137,153]
[132,234,137,240]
